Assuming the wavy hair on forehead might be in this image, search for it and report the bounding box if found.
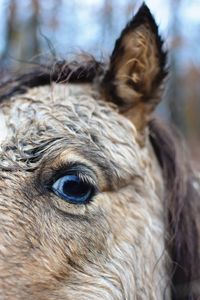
[0,59,200,299]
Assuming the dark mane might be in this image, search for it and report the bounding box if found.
[150,119,200,300]
[0,59,104,102]
[0,61,200,299]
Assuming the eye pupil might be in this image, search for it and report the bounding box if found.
[63,177,89,198]
[52,174,94,204]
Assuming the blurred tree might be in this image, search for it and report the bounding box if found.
[0,0,41,69]
[1,0,17,62]
[29,0,40,59]
[168,0,185,132]
[168,0,200,143]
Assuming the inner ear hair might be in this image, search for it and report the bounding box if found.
[101,4,168,138]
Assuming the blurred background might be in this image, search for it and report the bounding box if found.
[0,0,199,158]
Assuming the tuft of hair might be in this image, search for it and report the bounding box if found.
[0,56,104,103]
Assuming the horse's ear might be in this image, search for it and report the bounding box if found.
[101,4,167,140]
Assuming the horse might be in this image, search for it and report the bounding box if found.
[0,4,199,300]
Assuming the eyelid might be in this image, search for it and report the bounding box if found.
[74,172,98,190]
[40,161,99,192]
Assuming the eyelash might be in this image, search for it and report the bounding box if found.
[43,163,98,191]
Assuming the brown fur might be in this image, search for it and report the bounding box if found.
[0,4,199,300]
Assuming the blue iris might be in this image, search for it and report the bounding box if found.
[52,175,94,204]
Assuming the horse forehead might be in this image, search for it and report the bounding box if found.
[0,84,143,182]
[2,83,136,142]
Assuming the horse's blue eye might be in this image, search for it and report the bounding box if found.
[52,175,94,204]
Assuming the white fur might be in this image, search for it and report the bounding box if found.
[0,110,8,145]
